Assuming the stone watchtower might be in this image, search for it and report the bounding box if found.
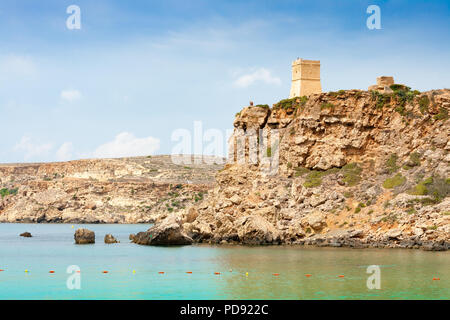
[289,58,322,98]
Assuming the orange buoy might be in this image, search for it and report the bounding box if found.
[338,275,345,278]
[76,271,81,273]
[273,273,280,276]
[186,271,192,274]
[0,269,4,272]
[214,272,221,275]
[102,271,109,274]
[49,270,55,274]
[433,277,440,281]
[305,274,312,277]
[158,272,165,274]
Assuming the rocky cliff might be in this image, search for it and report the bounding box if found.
[0,155,223,223]
[180,88,449,250]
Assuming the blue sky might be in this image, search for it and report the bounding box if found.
[0,0,449,163]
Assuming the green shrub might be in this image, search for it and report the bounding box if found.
[341,163,362,186]
[194,192,205,202]
[434,107,449,120]
[354,207,361,213]
[418,96,430,114]
[409,183,428,196]
[343,191,353,198]
[383,173,406,189]
[298,96,308,106]
[303,167,341,188]
[409,152,421,166]
[390,84,410,92]
[255,104,270,109]
[320,102,335,110]
[266,147,272,157]
[371,91,391,109]
[390,85,418,115]
[0,188,18,198]
[385,153,399,173]
[295,167,310,177]
[406,176,448,205]
[403,152,421,170]
[274,97,297,110]
[303,171,325,188]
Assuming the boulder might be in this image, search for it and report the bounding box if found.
[229,194,241,205]
[74,228,95,244]
[132,214,193,246]
[185,207,198,223]
[20,232,32,238]
[235,215,280,245]
[386,229,402,240]
[413,227,424,237]
[422,241,448,251]
[307,211,326,231]
[104,234,119,244]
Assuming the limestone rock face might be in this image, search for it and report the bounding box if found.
[0,155,223,224]
[236,215,281,245]
[74,228,95,244]
[306,212,326,231]
[104,234,119,244]
[132,214,193,246]
[181,89,449,249]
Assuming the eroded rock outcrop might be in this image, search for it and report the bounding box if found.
[132,214,193,246]
[0,155,223,223]
[74,228,95,244]
[20,232,32,238]
[178,88,449,249]
[104,234,119,244]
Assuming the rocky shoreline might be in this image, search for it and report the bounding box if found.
[2,89,449,251]
[0,155,222,223]
[132,88,449,251]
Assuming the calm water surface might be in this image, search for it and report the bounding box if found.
[0,224,448,299]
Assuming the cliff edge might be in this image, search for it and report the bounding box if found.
[181,88,449,250]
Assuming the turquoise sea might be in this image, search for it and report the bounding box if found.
[0,224,448,300]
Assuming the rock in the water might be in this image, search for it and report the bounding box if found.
[20,232,32,238]
[74,228,95,244]
[422,241,448,251]
[104,234,119,244]
[132,214,193,246]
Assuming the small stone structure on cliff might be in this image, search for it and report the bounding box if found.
[289,58,322,98]
[369,76,395,93]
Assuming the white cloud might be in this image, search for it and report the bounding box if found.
[14,136,53,160]
[0,55,37,77]
[233,68,281,88]
[56,142,74,161]
[60,89,82,102]
[93,132,160,159]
